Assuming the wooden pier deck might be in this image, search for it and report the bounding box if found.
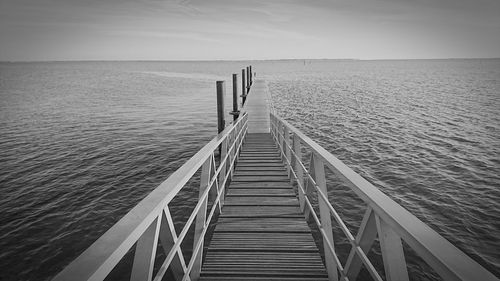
[200,80,328,280]
[243,80,271,133]
[200,133,329,280]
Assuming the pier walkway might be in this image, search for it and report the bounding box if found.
[200,133,328,280]
[201,81,328,279]
[242,80,271,133]
[52,69,499,281]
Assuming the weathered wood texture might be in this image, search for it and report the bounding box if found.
[242,80,271,133]
[200,133,328,281]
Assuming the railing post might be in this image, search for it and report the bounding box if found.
[278,121,286,160]
[243,114,248,142]
[235,121,242,162]
[216,81,226,134]
[283,126,291,178]
[273,115,279,144]
[130,216,161,281]
[218,139,228,207]
[313,153,338,281]
[272,116,278,148]
[229,129,237,180]
[271,115,275,139]
[376,216,409,281]
[191,156,212,280]
[304,154,315,221]
[293,134,305,211]
[269,114,274,139]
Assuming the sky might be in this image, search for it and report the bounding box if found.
[0,0,499,61]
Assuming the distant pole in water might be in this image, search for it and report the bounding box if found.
[216,81,226,134]
[230,74,239,121]
[246,66,250,93]
[241,68,247,105]
[249,65,253,85]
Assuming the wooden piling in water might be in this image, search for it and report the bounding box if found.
[216,81,225,134]
[241,68,247,105]
[246,66,250,93]
[249,65,253,85]
[230,74,239,121]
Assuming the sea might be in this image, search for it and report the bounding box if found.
[0,59,499,281]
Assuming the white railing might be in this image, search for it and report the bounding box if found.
[270,112,498,281]
[52,112,248,281]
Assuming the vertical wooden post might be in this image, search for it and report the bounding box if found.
[218,139,228,207]
[191,157,212,280]
[241,68,246,105]
[216,81,226,134]
[304,154,315,221]
[130,217,160,281]
[313,153,338,281]
[278,121,285,161]
[249,65,253,85]
[230,74,239,121]
[376,216,409,281]
[274,115,281,143]
[246,66,250,93]
[227,131,234,180]
[283,127,291,176]
[293,135,305,211]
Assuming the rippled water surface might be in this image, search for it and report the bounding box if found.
[0,60,499,280]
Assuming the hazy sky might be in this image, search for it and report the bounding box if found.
[1,0,499,61]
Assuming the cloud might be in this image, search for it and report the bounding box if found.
[0,0,499,60]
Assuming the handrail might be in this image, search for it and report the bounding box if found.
[52,112,248,281]
[270,112,499,281]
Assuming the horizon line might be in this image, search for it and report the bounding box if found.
[1,57,499,63]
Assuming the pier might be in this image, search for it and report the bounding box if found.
[52,67,499,281]
[200,133,328,280]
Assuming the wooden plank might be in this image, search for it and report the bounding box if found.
[234,171,286,176]
[226,188,295,196]
[236,161,285,166]
[200,277,329,281]
[240,149,278,153]
[213,218,311,233]
[229,182,291,189]
[232,175,289,182]
[242,146,276,148]
[235,166,286,171]
[201,133,329,280]
[224,196,298,206]
[238,156,281,160]
[209,233,316,245]
[237,159,284,164]
[220,206,302,218]
[240,153,278,156]
[240,150,278,153]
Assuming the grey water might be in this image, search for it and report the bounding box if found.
[0,59,499,280]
